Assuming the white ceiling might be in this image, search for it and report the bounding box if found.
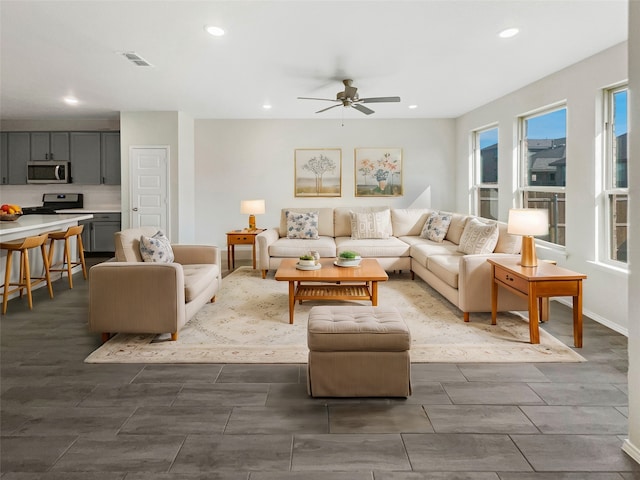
[0,0,628,121]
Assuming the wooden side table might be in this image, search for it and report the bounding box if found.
[488,258,587,347]
[226,229,264,270]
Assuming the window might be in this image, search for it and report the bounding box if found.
[604,86,628,263]
[519,106,567,246]
[473,126,498,220]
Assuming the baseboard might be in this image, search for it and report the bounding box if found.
[622,438,640,465]
[553,298,629,337]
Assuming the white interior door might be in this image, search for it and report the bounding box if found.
[130,146,169,231]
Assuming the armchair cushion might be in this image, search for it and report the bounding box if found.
[139,230,174,263]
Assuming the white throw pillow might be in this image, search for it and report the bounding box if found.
[420,211,452,242]
[350,209,391,239]
[139,230,174,263]
[286,210,319,239]
[457,218,499,254]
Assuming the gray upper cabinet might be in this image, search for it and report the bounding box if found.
[101,132,121,185]
[0,133,7,185]
[30,132,69,161]
[70,132,101,184]
[7,132,30,184]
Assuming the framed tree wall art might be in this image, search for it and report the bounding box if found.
[355,147,403,197]
[294,148,342,197]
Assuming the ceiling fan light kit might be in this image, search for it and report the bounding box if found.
[298,79,400,115]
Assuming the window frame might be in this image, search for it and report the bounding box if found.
[517,104,568,248]
[471,125,499,220]
[602,84,629,266]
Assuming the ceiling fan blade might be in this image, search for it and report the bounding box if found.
[359,96,401,104]
[298,97,339,102]
[352,104,375,115]
[316,104,342,114]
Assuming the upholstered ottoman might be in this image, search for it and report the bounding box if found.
[307,305,411,397]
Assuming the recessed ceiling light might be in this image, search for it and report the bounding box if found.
[64,97,79,105]
[262,104,272,110]
[499,27,519,38]
[408,105,418,109]
[205,25,225,37]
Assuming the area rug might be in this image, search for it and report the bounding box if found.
[85,267,585,364]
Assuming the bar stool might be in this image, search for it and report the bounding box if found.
[47,225,87,289]
[1,233,54,314]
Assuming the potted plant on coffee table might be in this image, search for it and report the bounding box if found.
[337,250,362,267]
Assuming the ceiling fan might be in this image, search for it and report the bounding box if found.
[298,79,400,115]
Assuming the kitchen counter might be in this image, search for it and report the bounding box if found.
[1,213,94,304]
[0,213,94,241]
[59,208,121,214]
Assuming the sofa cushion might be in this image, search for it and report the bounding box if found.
[427,254,462,289]
[269,236,337,258]
[182,264,220,303]
[285,210,319,239]
[336,236,411,257]
[350,209,391,239]
[420,211,452,242]
[444,213,470,244]
[139,230,174,263]
[409,240,461,268]
[334,207,393,237]
[279,208,334,237]
[494,221,522,254]
[457,218,499,254]
[391,208,432,236]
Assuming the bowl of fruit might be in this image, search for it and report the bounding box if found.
[0,204,23,221]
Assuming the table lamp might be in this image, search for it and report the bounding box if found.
[507,208,549,267]
[240,199,265,231]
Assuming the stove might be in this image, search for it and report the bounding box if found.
[22,193,84,215]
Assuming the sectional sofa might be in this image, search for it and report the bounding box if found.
[256,207,528,321]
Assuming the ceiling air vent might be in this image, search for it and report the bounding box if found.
[121,52,153,67]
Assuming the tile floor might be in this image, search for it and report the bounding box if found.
[1,258,638,478]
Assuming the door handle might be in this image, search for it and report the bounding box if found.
[132,207,139,211]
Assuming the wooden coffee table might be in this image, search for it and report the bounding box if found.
[274,258,389,324]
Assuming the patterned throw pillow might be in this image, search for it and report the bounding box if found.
[457,218,499,254]
[286,211,319,239]
[350,210,391,239]
[420,211,452,242]
[139,230,175,263]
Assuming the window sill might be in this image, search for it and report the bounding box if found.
[586,260,629,278]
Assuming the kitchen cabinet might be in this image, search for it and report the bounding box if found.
[80,213,121,253]
[30,132,69,161]
[70,132,101,184]
[1,133,7,185]
[101,132,121,185]
[7,132,30,184]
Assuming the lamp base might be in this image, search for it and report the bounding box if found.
[520,236,538,267]
[248,214,256,231]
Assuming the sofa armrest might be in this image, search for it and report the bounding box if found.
[458,253,526,313]
[172,244,220,266]
[88,262,186,336]
[256,228,280,272]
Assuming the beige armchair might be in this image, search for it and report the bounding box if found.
[88,227,221,342]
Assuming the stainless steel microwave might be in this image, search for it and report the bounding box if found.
[27,161,70,184]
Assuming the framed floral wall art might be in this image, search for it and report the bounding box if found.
[294,148,342,197]
[355,148,403,197]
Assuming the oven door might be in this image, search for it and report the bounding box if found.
[27,162,70,184]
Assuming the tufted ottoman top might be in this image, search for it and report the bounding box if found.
[307,306,410,352]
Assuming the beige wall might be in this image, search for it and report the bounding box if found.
[624,0,640,465]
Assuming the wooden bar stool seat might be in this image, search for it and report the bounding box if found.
[47,225,87,289]
[1,233,54,314]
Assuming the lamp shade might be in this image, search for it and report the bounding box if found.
[240,199,265,215]
[507,208,549,236]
